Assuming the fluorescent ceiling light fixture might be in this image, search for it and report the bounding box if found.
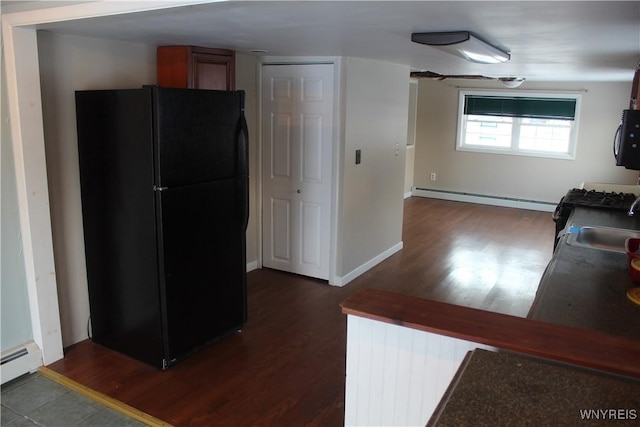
[411,31,510,64]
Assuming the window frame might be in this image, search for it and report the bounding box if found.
[456,90,582,160]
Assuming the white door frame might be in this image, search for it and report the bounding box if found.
[257,57,343,286]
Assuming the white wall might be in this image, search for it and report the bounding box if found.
[337,58,409,279]
[37,31,157,347]
[32,28,410,346]
[37,31,261,347]
[413,80,638,204]
[1,43,33,352]
[234,53,260,269]
[3,24,63,365]
[344,315,494,426]
[404,146,415,196]
[404,79,418,196]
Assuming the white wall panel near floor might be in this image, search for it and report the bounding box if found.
[1,341,41,384]
[344,315,494,427]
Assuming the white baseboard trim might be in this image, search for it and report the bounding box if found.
[246,260,259,273]
[330,241,404,287]
[1,341,42,384]
[404,191,412,199]
[412,188,556,212]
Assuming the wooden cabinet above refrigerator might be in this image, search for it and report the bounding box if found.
[157,46,235,90]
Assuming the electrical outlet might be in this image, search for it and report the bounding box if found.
[430,172,436,181]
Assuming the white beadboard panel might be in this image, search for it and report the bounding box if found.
[344,315,495,427]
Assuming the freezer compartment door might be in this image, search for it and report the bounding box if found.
[156,179,248,364]
[154,88,246,187]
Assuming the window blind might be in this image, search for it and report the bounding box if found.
[464,95,577,120]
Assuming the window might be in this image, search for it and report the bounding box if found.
[457,91,581,159]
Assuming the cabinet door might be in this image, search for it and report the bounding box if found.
[157,46,235,90]
[192,52,235,90]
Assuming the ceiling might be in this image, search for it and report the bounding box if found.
[4,1,640,82]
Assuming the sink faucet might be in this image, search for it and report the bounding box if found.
[629,176,640,216]
[629,196,640,216]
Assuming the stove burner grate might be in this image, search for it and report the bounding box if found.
[561,188,637,210]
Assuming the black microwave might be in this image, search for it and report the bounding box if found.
[614,109,640,170]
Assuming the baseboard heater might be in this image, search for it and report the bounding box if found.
[413,188,556,212]
[1,341,41,384]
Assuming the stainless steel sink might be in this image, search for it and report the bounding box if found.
[565,225,640,252]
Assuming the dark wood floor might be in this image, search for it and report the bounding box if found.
[48,197,555,426]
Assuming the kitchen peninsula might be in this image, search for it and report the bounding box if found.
[341,204,640,426]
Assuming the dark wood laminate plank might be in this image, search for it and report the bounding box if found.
[46,198,555,426]
[341,288,640,378]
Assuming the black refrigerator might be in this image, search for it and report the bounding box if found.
[75,86,248,369]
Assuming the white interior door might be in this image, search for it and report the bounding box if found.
[262,63,334,280]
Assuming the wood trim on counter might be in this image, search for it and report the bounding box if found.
[341,288,640,378]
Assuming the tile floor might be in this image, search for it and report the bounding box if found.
[1,372,146,426]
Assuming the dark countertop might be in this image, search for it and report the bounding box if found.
[528,207,640,340]
[428,349,640,426]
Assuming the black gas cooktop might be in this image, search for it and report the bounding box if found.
[560,188,637,211]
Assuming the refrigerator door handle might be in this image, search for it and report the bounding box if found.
[239,115,250,230]
[236,118,249,176]
[235,91,249,177]
[235,95,250,231]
